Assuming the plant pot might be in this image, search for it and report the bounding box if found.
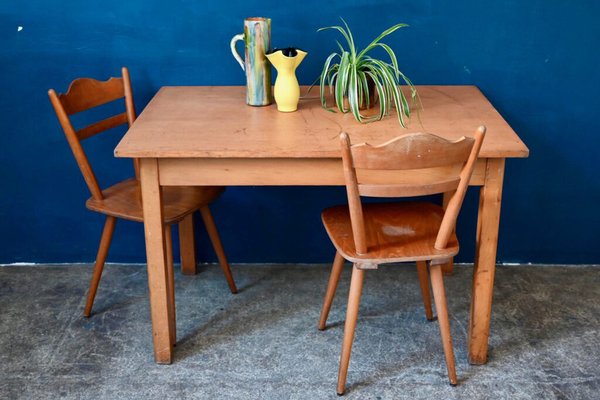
[342,75,377,110]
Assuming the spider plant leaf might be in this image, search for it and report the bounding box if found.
[358,70,370,109]
[371,59,408,127]
[357,23,408,59]
[307,74,323,95]
[368,62,393,113]
[374,43,400,79]
[348,64,362,122]
[318,25,354,56]
[365,70,387,121]
[335,52,351,112]
[319,52,340,107]
[340,18,356,60]
[357,70,364,110]
[328,70,338,96]
[397,69,420,108]
[326,66,338,88]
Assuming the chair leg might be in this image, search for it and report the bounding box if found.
[429,262,458,385]
[199,206,238,294]
[179,213,197,275]
[416,261,435,321]
[319,251,345,330]
[164,224,176,346]
[337,265,365,395]
[83,216,116,317]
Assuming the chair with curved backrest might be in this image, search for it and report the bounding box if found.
[48,67,238,322]
[319,127,486,394]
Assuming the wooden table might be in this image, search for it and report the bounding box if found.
[115,85,529,364]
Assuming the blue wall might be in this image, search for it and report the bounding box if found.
[1,1,598,264]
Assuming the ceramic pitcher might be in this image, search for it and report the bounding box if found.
[230,17,272,106]
[265,48,307,112]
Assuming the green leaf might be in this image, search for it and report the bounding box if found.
[374,43,400,79]
[348,63,362,121]
[340,18,356,60]
[318,24,354,56]
[370,59,409,127]
[319,52,340,108]
[335,52,351,112]
[358,70,369,109]
[365,70,386,121]
[357,23,408,60]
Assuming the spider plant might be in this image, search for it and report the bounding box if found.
[317,19,417,127]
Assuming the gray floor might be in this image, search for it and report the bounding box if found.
[0,263,599,399]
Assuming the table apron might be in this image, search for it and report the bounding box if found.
[157,158,488,187]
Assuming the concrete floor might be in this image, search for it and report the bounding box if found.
[0,263,599,399]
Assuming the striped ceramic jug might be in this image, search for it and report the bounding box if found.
[230,17,273,106]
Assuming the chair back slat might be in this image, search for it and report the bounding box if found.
[58,77,125,115]
[77,112,129,140]
[356,164,463,197]
[351,133,475,170]
[340,127,486,254]
[48,67,137,201]
[358,179,460,198]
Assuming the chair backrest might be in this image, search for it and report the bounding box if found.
[340,127,486,255]
[48,67,137,200]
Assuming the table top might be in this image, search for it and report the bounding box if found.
[115,85,529,159]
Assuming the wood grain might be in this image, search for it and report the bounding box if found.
[58,77,125,115]
[322,202,459,265]
[157,158,487,187]
[351,133,474,170]
[179,213,197,275]
[318,251,346,330]
[140,158,172,364]
[85,178,224,224]
[469,158,505,365]
[337,265,365,395]
[115,86,528,159]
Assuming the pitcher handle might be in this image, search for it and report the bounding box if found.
[230,33,245,71]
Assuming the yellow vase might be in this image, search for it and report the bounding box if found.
[266,49,307,112]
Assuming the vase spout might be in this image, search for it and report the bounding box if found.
[294,50,307,69]
[266,48,307,72]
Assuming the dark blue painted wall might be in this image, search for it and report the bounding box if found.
[1,1,598,264]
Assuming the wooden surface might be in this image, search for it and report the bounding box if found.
[429,263,458,385]
[322,129,482,390]
[49,70,237,323]
[115,85,528,366]
[322,202,459,264]
[337,265,365,395]
[469,158,506,364]
[115,86,528,159]
[85,178,224,224]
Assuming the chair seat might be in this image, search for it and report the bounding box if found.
[322,202,459,265]
[86,178,224,224]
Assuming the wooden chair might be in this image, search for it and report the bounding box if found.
[319,127,486,394]
[48,67,237,320]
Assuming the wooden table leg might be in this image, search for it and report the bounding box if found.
[468,158,505,365]
[179,213,197,275]
[140,158,173,364]
[441,190,456,275]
